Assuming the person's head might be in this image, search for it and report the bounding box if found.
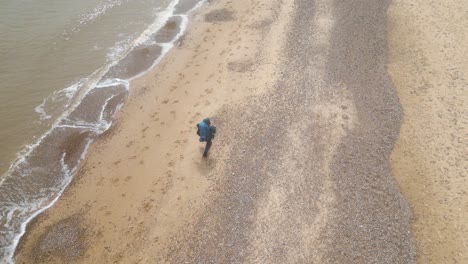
[203,117,211,125]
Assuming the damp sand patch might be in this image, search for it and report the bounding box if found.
[29,215,87,263]
[205,9,235,22]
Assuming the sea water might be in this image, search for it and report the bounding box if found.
[0,0,205,262]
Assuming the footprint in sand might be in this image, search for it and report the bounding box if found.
[125,176,132,181]
[173,100,179,104]
[114,160,122,165]
[139,160,144,165]
[97,177,105,186]
[111,178,120,185]
[141,199,154,212]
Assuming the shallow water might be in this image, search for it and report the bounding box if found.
[0,0,204,261]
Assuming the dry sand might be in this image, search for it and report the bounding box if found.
[388,0,468,263]
[13,0,466,263]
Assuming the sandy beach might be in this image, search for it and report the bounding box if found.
[15,0,291,262]
[388,0,468,262]
[13,0,466,263]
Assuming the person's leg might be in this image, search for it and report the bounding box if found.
[203,139,212,157]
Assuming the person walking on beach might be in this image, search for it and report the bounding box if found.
[196,118,216,158]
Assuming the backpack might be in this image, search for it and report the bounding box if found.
[209,125,216,139]
[196,123,216,141]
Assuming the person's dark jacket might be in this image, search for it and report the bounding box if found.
[197,118,216,142]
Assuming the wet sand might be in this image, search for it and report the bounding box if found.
[388,0,468,263]
[14,0,464,263]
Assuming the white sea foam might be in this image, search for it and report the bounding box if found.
[96,78,129,88]
[186,0,208,14]
[106,35,136,62]
[34,79,86,121]
[33,101,52,120]
[134,1,181,47]
[66,0,129,36]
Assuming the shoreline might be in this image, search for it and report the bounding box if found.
[2,1,207,261]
